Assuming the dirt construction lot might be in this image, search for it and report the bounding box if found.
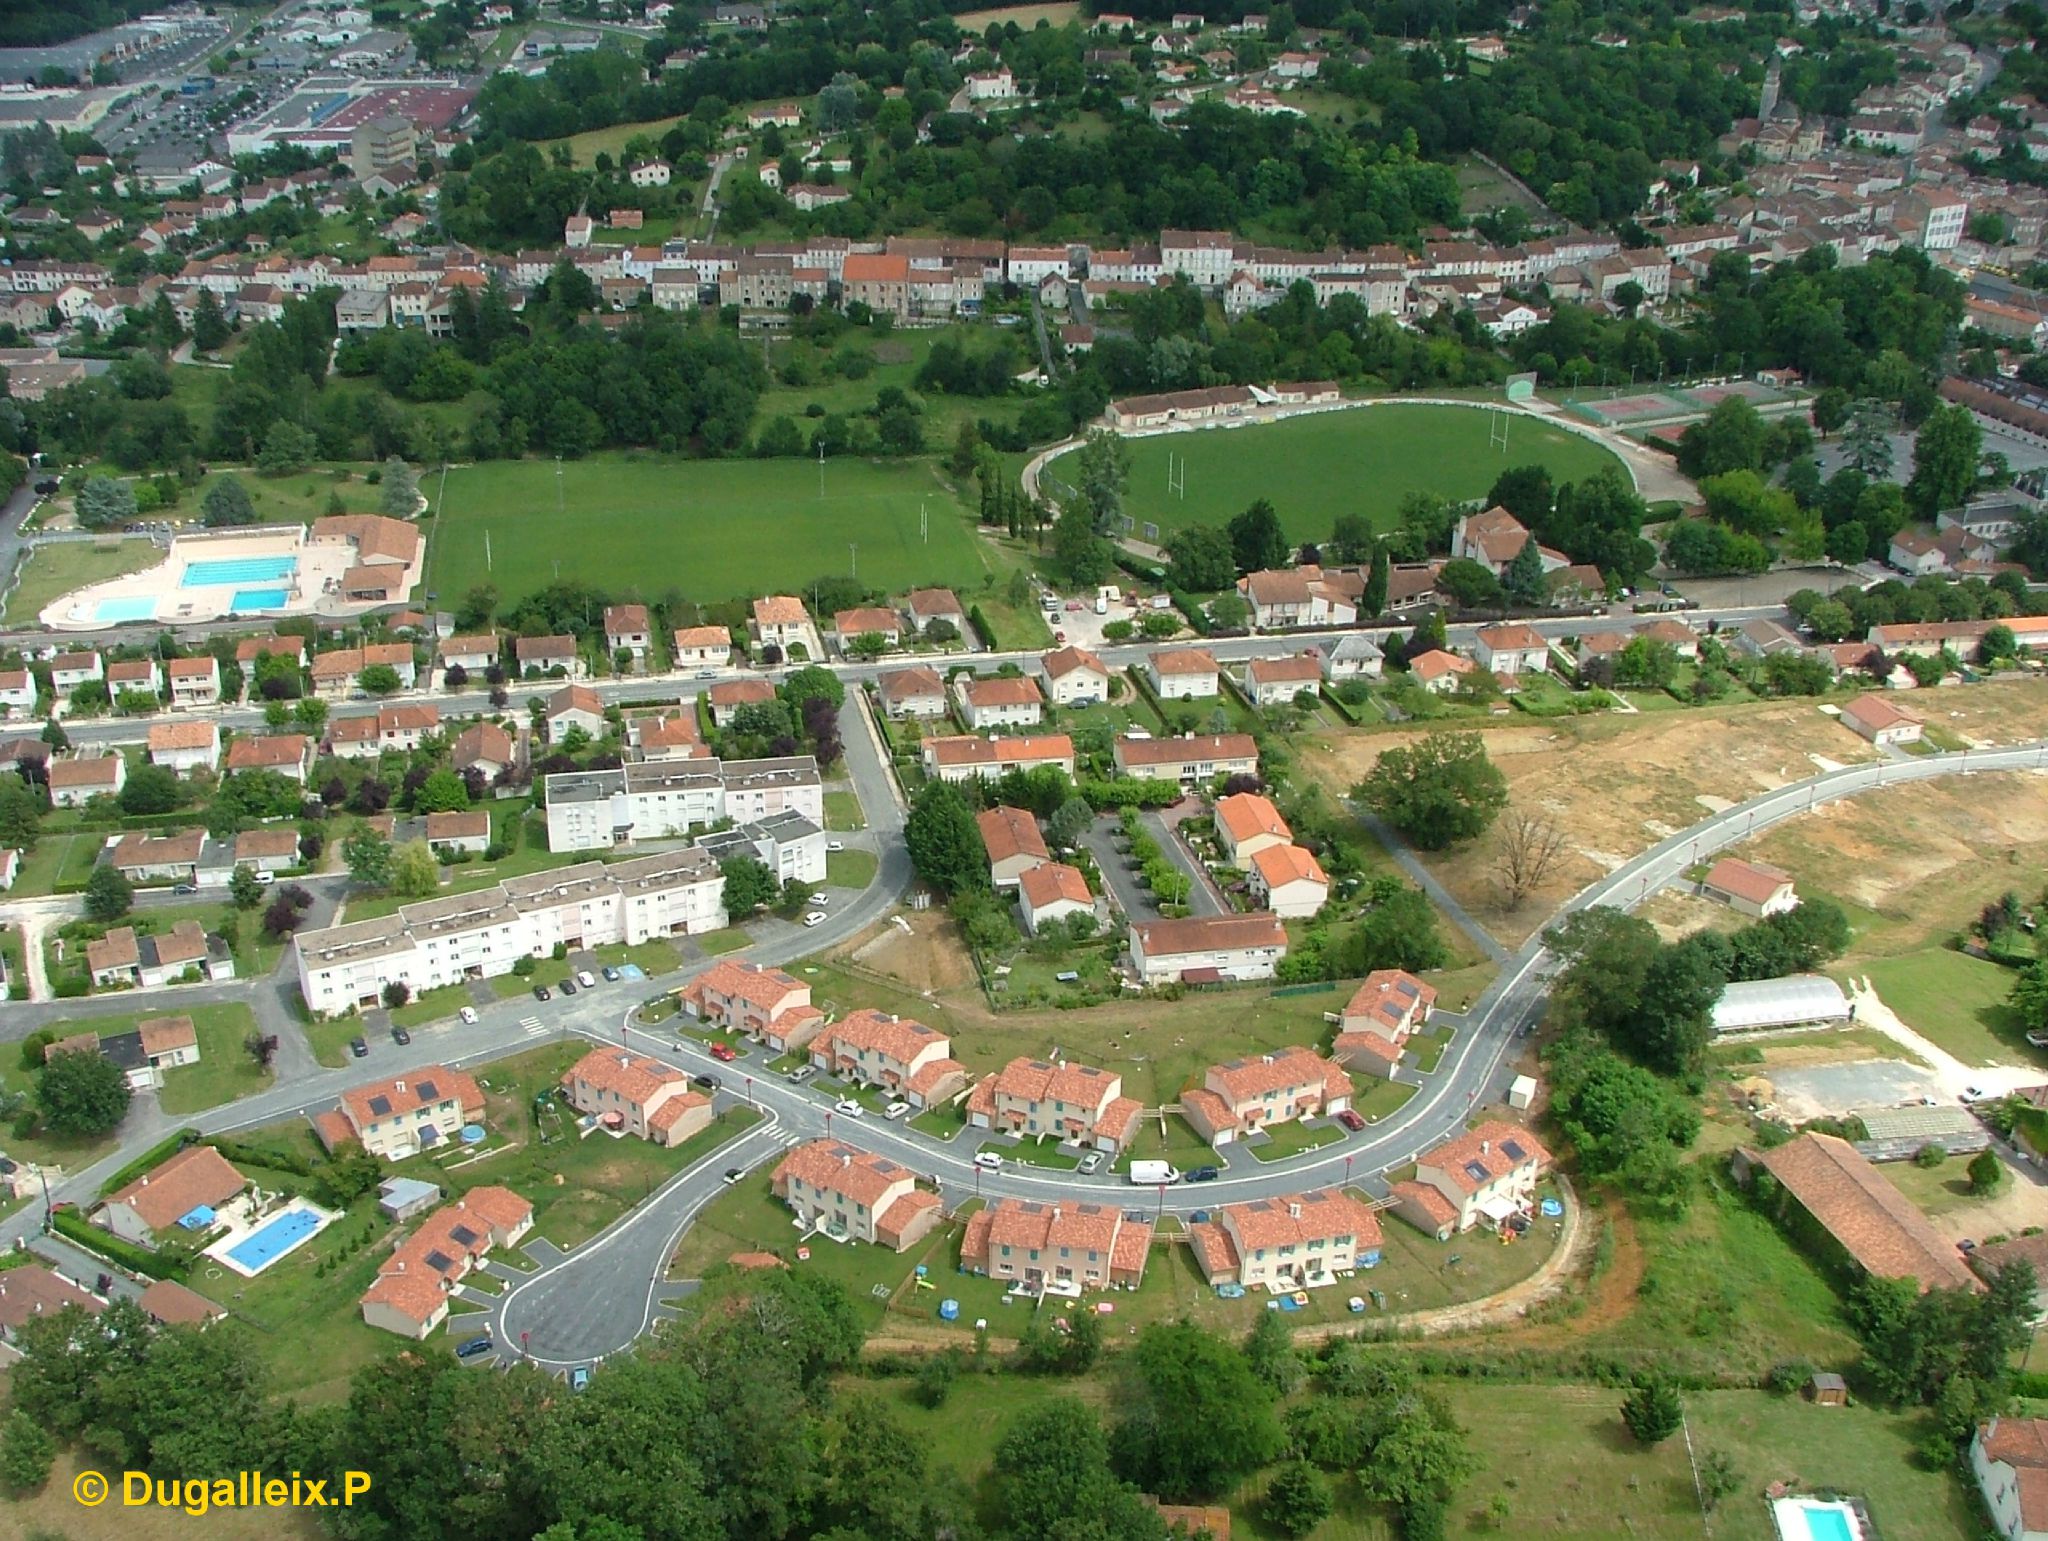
[1297,681,2048,949]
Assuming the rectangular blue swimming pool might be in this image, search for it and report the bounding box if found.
[182,555,296,588]
[230,586,290,611]
[95,595,158,622]
[226,1207,322,1272]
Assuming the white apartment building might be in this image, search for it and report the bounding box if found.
[542,756,822,851]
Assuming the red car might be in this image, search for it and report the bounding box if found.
[1336,1109,1365,1132]
[709,1041,738,1062]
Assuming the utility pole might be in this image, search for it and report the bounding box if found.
[848,542,857,578]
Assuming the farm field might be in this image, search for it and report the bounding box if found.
[426,452,996,606]
[953,0,1081,25]
[1095,403,1624,546]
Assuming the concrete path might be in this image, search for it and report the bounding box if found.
[1351,805,1510,964]
[1844,979,2043,1102]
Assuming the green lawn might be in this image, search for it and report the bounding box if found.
[823,790,867,830]
[426,453,994,608]
[545,113,687,166]
[150,1005,269,1114]
[1858,949,2038,1069]
[3,538,161,624]
[694,926,753,956]
[1247,1117,1345,1161]
[1352,1078,1418,1122]
[1079,403,1624,546]
[826,849,879,889]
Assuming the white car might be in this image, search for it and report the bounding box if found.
[458,1006,478,1025]
[834,1099,864,1117]
[826,840,845,852]
[884,1100,910,1120]
[576,970,596,988]
[813,893,830,906]
[973,1151,1003,1172]
[803,912,827,927]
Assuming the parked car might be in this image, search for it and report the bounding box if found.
[692,1072,721,1090]
[1078,1151,1104,1175]
[973,1151,1003,1171]
[532,985,552,1001]
[1187,1165,1219,1183]
[459,1006,478,1025]
[348,1036,369,1058]
[803,912,827,927]
[601,966,621,982]
[787,1063,817,1083]
[569,1366,591,1392]
[813,893,830,906]
[560,978,577,995]
[172,883,197,895]
[826,840,845,852]
[576,970,596,988]
[883,1100,910,1120]
[455,1336,494,1360]
[709,1041,737,1062]
[722,1167,745,1185]
[390,1026,411,1046]
[834,1099,864,1117]
[1336,1109,1365,1132]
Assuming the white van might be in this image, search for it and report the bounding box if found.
[1128,1160,1181,1186]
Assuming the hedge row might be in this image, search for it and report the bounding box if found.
[52,1208,189,1281]
[967,604,998,651]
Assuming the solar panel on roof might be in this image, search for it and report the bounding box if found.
[1464,1160,1491,1181]
[1501,1139,1526,1161]
[415,1079,439,1100]
[449,1224,478,1247]
[367,1095,392,1116]
[424,1249,454,1272]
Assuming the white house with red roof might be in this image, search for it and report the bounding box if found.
[772,1139,943,1251]
[1018,861,1094,934]
[1971,1416,2048,1541]
[1214,792,1291,865]
[1473,624,1551,676]
[1186,1189,1381,1289]
[561,1047,712,1147]
[1700,857,1798,917]
[678,958,825,1051]
[809,1008,967,1108]
[1333,970,1436,1074]
[966,1056,1142,1154]
[314,1066,484,1161]
[961,1198,1152,1290]
[1395,1119,1552,1236]
[98,1145,246,1246]
[1181,1045,1351,1146]
[1247,843,1328,918]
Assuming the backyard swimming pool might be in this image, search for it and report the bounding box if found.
[224,1205,326,1274]
[1772,1498,1862,1541]
[182,555,297,588]
[230,586,291,611]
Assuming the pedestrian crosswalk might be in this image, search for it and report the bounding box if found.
[518,1016,546,1037]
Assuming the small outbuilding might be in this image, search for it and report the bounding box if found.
[1507,1074,1537,1110]
[1807,1371,1848,1406]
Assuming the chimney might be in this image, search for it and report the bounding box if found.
[395,1080,406,1094]
[1287,1202,1301,1219]
[1052,1205,1061,1222]
[1481,1140,1490,1156]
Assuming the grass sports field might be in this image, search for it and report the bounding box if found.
[1097,403,1626,546]
[427,453,991,604]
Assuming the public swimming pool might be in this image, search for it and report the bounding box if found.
[94,595,159,623]
[182,555,297,588]
[230,586,290,611]
[224,1205,325,1273]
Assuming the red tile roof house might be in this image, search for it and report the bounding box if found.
[47,752,126,807]
[921,733,1076,783]
[678,958,826,1052]
[1332,970,1435,1074]
[751,594,821,658]
[1739,1130,1978,1294]
[1112,732,1257,784]
[452,721,516,779]
[315,1066,484,1161]
[1247,843,1328,920]
[1019,861,1095,935]
[978,804,1051,888]
[772,1139,943,1250]
[961,1197,1153,1291]
[97,1144,246,1247]
[166,654,222,707]
[833,606,902,649]
[147,718,221,774]
[0,1266,105,1344]
[1181,1046,1352,1147]
[635,713,708,762]
[1700,856,1798,918]
[876,665,949,718]
[546,683,607,742]
[48,650,103,697]
[1970,1416,2048,1541]
[809,1008,968,1108]
[1394,1119,1552,1237]
[437,634,501,676]
[1410,649,1478,694]
[1242,652,1324,707]
[225,732,313,783]
[1838,692,1923,748]
[1148,647,1221,699]
[1187,1189,1382,1289]
[1213,792,1291,866]
[1129,912,1288,986]
[359,1185,533,1339]
[707,676,776,726]
[966,1056,1143,1155]
[562,1047,714,1146]
[672,625,733,670]
[1040,644,1111,705]
[1472,624,1552,677]
[603,603,652,661]
[904,587,968,638]
[515,634,584,679]
[956,673,1045,729]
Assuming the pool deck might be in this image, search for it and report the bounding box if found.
[203,1197,344,1280]
[38,524,413,632]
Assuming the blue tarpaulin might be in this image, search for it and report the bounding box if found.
[176,1205,216,1230]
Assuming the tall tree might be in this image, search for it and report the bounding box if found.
[380,456,421,517]
[36,1048,132,1136]
[1905,403,1981,517]
[1354,732,1508,850]
[84,860,132,921]
[1362,540,1389,618]
[1110,1321,1283,1501]
[1501,534,1546,605]
[1227,498,1289,575]
[904,781,989,895]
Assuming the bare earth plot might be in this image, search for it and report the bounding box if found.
[1297,698,1886,947]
